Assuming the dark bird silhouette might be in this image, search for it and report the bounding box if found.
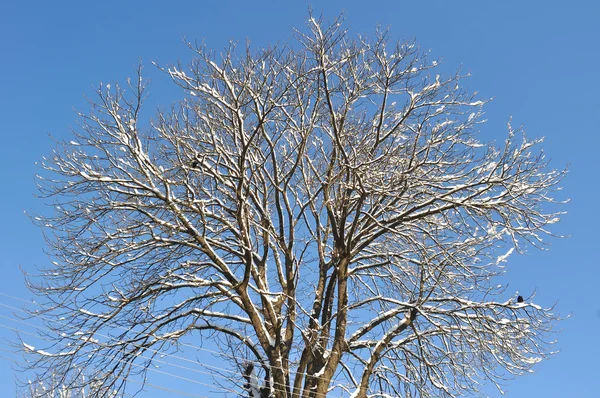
[190,153,205,169]
[517,295,524,303]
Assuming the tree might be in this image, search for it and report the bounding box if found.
[19,371,118,398]
[27,15,565,398]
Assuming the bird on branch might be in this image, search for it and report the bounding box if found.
[190,153,204,169]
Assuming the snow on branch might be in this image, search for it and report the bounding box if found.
[27,13,566,398]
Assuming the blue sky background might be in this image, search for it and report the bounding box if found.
[0,1,598,396]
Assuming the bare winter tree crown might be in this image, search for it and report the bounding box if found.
[26,14,565,398]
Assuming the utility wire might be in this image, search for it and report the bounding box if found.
[0,302,246,381]
[0,292,352,398]
[0,295,283,375]
[0,348,212,398]
[0,309,322,397]
[0,313,242,397]
[0,311,327,398]
[0,292,284,372]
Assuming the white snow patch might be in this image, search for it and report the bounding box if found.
[313,366,326,378]
[23,343,35,351]
[496,248,515,265]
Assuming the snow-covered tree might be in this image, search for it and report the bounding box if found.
[28,14,565,398]
[19,372,117,398]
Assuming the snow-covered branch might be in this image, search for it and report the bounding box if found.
[27,13,566,398]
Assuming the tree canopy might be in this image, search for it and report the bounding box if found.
[27,15,565,398]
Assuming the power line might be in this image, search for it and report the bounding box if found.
[0,294,280,374]
[0,308,315,397]
[0,293,351,398]
[0,311,319,398]
[0,292,351,398]
[0,294,257,371]
[0,302,241,379]
[0,292,275,370]
[0,313,241,397]
[0,349,210,398]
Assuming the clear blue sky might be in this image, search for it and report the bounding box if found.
[0,1,597,396]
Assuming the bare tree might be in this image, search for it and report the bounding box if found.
[19,371,118,398]
[27,15,565,398]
